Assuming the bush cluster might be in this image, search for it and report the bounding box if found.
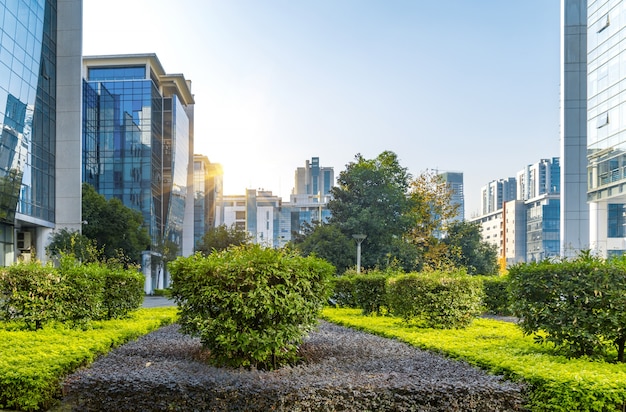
[387,271,484,328]
[509,253,626,361]
[331,269,484,329]
[169,244,335,370]
[0,257,144,330]
[476,274,512,315]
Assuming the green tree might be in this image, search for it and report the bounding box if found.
[46,228,101,263]
[328,151,414,270]
[443,220,498,275]
[290,222,353,273]
[196,224,250,254]
[81,183,151,264]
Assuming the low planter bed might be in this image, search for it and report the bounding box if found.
[61,321,525,411]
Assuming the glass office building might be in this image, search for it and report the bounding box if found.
[83,54,194,290]
[0,0,82,266]
[587,1,626,256]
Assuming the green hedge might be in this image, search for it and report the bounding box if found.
[509,254,626,361]
[0,259,144,330]
[170,244,334,370]
[475,274,512,316]
[386,271,484,328]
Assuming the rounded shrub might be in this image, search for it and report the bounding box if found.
[169,244,335,370]
[386,271,484,328]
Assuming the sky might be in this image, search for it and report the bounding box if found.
[82,0,562,218]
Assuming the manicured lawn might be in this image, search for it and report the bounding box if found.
[322,307,626,412]
[0,307,178,411]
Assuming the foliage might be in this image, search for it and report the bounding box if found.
[169,244,334,370]
[328,151,414,270]
[195,224,250,254]
[348,270,391,315]
[442,220,499,275]
[290,222,354,274]
[0,262,62,330]
[81,183,151,265]
[0,307,177,411]
[405,170,459,269]
[329,276,358,308]
[45,228,101,263]
[57,257,106,327]
[101,263,145,320]
[386,271,484,328]
[476,274,512,315]
[508,252,626,361]
[322,307,626,412]
[0,258,144,330]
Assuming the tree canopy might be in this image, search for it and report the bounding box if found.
[196,224,250,255]
[80,183,151,264]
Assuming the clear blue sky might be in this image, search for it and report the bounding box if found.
[83,0,561,218]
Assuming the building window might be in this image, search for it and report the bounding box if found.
[597,112,609,128]
[608,203,626,238]
[235,211,245,220]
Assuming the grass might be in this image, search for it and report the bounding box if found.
[321,307,626,412]
[0,307,178,411]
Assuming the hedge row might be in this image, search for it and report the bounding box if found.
[0,257,144,330]
[331,269,487,328]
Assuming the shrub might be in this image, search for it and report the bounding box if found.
[57,258,106,326]
[386,271,483,328]
[476,274,512,315]
[329,275,357,308]
[169,244,334,370]
[0,262,63,330]
[352,270,389,315]
[102,264,144,320]
[508,253,626,361]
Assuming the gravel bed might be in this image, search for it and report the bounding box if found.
[61,321,526,411]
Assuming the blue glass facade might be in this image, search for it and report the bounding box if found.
[0,0,54,265]
[526,198,560,262]
[84,66,165,243]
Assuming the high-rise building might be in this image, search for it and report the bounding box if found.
[586,1,626,257]
[193,154,223,250]
[516,158,560,201]
[219,189,282,248]
[0,0,82,266]
[82,54,194,290]
[288,157,334,241]
[480,178,516,215]
[438,171,464,221]
[560,0,589,257]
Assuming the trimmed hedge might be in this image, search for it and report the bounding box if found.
[0,259,144,330]
[169,244,334,370]
[476,274,512,316]
[386,271,484,328]
[509,254,626,361]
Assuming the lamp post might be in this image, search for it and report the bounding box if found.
[352,234,366,274]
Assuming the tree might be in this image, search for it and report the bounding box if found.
[196,224,250,254]
[443,220,498,275]
[81,183,151,264]
[328,151,414,270]
[290,222,353,274]
[406,170,460,270]
[46,228,101,263]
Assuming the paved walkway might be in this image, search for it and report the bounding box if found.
[142,296,176,308]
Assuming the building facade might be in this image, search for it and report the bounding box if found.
[586,0,626,257]
[0,0,82,266]
[219,190,282,248]
[438,171,464,221]
[561,0,589,257]
[82,54,194,290]
[473,158,561,263]
[193,154,223,251]
[480,178,516,215]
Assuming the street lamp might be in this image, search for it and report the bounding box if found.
[352,234,367,274]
